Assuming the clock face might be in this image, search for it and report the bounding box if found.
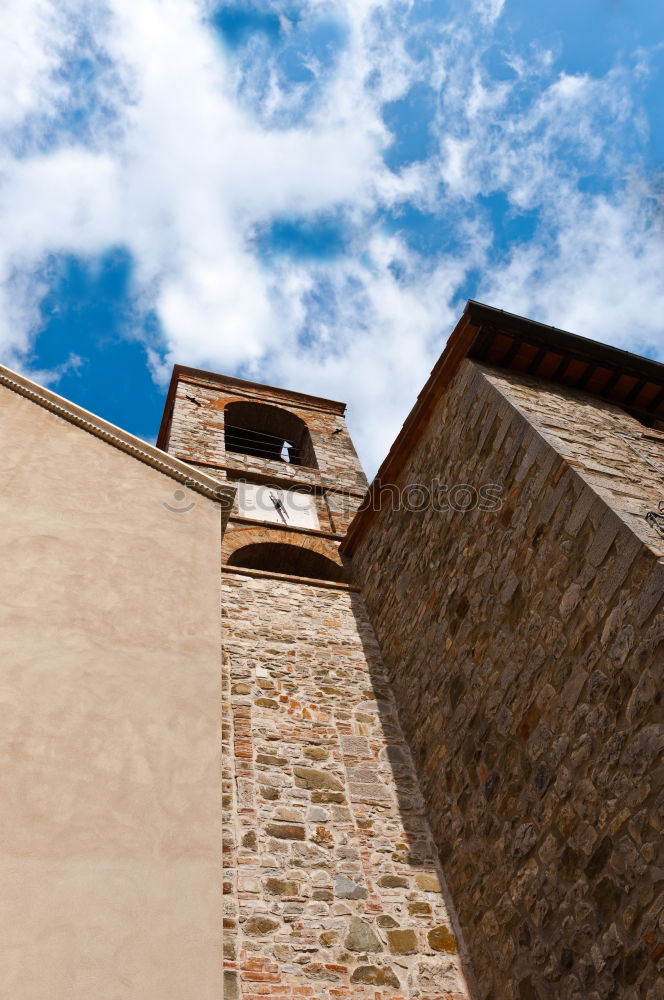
[236,482,320,530]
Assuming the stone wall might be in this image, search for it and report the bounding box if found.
[221,570,474,1000]
[350,360,664,1000]
[485,365,664,556]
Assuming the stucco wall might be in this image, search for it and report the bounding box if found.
[350,360,664,1000]
[221,569,473,1000]
[0,385,225,1000]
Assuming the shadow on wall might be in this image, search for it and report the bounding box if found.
[345,362,664,1000]
[347,589,479,998]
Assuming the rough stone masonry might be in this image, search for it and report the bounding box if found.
[221,573,473,1000]
[348,358,664,1000]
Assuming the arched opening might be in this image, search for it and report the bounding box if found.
[224,401,318,468]
[227,543,345,582]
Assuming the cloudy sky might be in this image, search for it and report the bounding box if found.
[2,0,664,472]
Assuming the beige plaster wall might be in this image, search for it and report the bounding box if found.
[0,385,224,999]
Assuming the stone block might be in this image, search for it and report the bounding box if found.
[334,874,367,899]
[265,822,306,841]
[388,929,418,954]
[293,766,345,791]
[428,925,458,953]
[345,917,383,953]
[244,915,280,936]
[350,965,400,987]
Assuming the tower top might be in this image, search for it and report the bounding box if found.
[157,364,346,451]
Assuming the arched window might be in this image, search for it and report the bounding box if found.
[224,401,318,468]
[227,543,345,582]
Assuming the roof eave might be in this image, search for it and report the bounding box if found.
[341,300,664,556]
[0,364,235,516]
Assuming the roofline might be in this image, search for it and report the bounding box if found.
[0,364,235,512]
[157,364,347,450]
[465,300,664,381]
[341,300,664,556]
[339,308,478,556]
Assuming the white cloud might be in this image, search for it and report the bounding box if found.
[0,0,662,475]
[266,233,480,466]
[472,0,505,27]
[480,184,664,356]
[0,0,64,129]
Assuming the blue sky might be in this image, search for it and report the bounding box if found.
[1,0,663,471]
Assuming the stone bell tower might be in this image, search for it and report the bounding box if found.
[156,365,474,1000]
[157,364,368,577]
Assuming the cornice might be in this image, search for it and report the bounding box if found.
[180,456,367,498]
[228,513,345,542]
[173,365,347,414]
[0,365,236,511]
[222,564,360,592]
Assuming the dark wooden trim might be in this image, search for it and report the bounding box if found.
[526,346,547,375]
[575,363,597,390]
[600,371,622,398]
[466,301,664,388]
[646,386,664,414]
[624,378,647,406]
[502,337,523,366]
[473,329,494,362]
[550,356,571,382]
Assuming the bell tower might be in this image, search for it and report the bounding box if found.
[156,365,473,1000]
[157,365,368,580]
